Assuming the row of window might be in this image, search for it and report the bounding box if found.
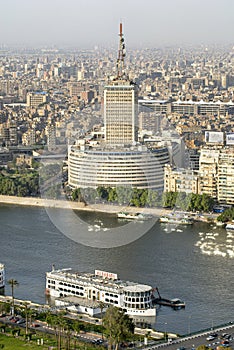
[105,298,118,304]
[47,285,55,289]
[58,288,84,296]
[58,282,84,290]
[47,279,55,284]
[124,291,151,297]
[124,303,151,309]
[124,297,149,302]
[105,292,118,298]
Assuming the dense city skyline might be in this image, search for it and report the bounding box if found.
[1,0,234,48]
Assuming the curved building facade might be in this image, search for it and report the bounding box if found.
[68,145,169,190]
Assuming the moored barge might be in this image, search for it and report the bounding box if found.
[46,267,157,317]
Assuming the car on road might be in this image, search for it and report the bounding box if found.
[221,340,230,346]
[16,318,25,324]
[222,333,229,338]
[10,317,20,323]
[31,323,40,328]
[212,341,220,345]
[206,335,216,341]
[210,333,218,337]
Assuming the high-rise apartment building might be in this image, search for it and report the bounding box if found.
[104,81,138,146]
[199,148,219,198]
[218,148,234,204]
[46,118,56,151]
[104,23,138,146]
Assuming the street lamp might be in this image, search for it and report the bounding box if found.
[164,322,167,342]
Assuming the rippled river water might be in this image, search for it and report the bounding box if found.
[0,204,233,334]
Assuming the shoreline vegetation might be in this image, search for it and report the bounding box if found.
[0,194,170,216]
[0,194,218,222]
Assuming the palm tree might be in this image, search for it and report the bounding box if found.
[21,302,32,335]
[7,279,19,316]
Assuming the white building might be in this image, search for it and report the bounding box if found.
[68,144,169,190]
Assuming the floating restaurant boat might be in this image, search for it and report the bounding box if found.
[46,267,157,317]
[117,212,152,221]
[0,264,5,289]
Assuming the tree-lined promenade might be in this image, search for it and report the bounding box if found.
[71,187,214,213]
[0,192,216,223]
[0,162,215,215]
[0,297,136,350]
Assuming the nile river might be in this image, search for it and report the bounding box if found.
[0,204,233,335]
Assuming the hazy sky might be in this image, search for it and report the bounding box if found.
[1,0,234,48]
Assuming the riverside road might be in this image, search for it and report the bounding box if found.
[144,322,234,350]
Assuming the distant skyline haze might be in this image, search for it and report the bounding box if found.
[1,0,234,48]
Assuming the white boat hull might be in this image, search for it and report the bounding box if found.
[126,308,156,316]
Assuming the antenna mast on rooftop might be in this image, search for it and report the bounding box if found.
[116,22,126,78]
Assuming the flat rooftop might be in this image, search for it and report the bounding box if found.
[47,268,152,292]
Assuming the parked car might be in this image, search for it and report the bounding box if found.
[206,335,216,341]
[31,323,40,328]
[16,318,25,324]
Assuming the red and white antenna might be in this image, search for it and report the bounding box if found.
[116,22,126,78]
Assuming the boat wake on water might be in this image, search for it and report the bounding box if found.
[195,230,234,258]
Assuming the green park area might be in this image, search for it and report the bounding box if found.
[0,332,45,349]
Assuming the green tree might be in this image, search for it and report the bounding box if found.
[71,188,83,202]
[147,189,160,207]
[81,187,97,204]
[176,192,187,210]
[97,186,109,200]
[200,193,213,212]
[98,301,106,340]
[108,187,117,202]
[116,186,132,205]
[103,306,134,350]
[217,207,234,222]
[196,345,210,350]
[162,191,177,208]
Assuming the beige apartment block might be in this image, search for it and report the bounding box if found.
[199,148,220,198]
[104,79,138,146]
[218,148,234,204]
[164,164,200,194]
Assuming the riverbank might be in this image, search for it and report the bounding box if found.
[0,194,170,216]
[0,194,218,222]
